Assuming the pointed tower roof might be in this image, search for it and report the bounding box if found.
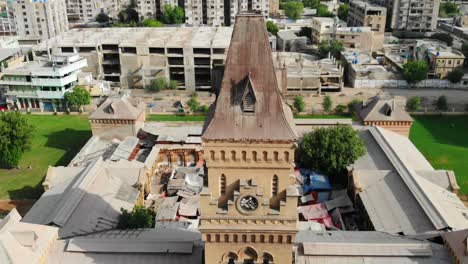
[202,14,296,142]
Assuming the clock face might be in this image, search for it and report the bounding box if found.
[239,195,259,211]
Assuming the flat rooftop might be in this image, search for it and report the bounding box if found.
[34,27,233,50]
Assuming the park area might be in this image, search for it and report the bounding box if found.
[0,115,91,200]
[409,115,468,195]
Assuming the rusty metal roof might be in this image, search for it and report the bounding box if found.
[202,14,296,142]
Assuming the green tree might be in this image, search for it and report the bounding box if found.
[96,11,110,23]
[142,18,163,27]
[406,96,421,112]
[146,77,167,92]
[402,61,429,84]
[168,80,178,90]
[299,125,366,176]
[198,105,209,113]
[0,112,34,168]
[462,43,468,66]
[347,99,362,115]
[435,95,449,112]
[337,4,349,21]
[283,1,304,20]
[439,2,460,18]
[118,4,139,24]
[117,206,155,229]
[187,94,201,112]
[322,95,332,113]
[64,86,91,110]
[266,21,279,36]
[315,4,333,17]
[431,33,453,46]
[335,104,347,115]
[446,68,464,83]
[318,40,344,58]
[162,4,185,24]
[293,95,305,112]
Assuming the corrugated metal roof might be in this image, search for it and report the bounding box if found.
[202,14,296,142]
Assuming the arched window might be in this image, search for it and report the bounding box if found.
[210,150,215,161]
[286,235,292,243]
[206,234,211,242]
[242,151,247,161]
[272,175,278,196]
[224,234,229,242]
[215,234,220,242]
[278,235,283,243]
[250,234,256,243]
[220,150,226,161]
[231,150,236,161]
[260,235,265,243]
[233,234,238,243]
[268,235,274,243]
[273,151,279,161]
[284,151,290,162]
[263,151,268,161]
[220,174,226,196]
[242,234,247,242]
[252,151,258,162]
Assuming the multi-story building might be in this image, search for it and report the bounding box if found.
[7,0,68,40]
[0,53,87,111]
[348,0,386,33]
[136,0,177,20]
[414,39,465,79]
[66,0,126,23]
[32,27,232,90]
[310,17,336,43]
[200,14,299,264]
[0,2,15,35]
[311,17,384,52]
[136,0,269,26]
[371,0,440,33]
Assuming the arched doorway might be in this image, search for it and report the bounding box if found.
[261,252,274,264]
[238,246,258,264]
[222,251,238,264]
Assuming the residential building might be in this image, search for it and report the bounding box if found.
[186,0,269,26]
[136,0,177,20]
[33,27,233,90]
[414,39,465,79]
[276,30,308,51]
[7,0,68,40]
[89,94,146,140]
[334,27,384,52]
[348,0,386,33]
[356,96,413,137]
[66,0,127,23]
[0,2,15,36]
[371,0,440,33]
[200,14,299,264]
[311,16,336,43]
[0,53,87,111]
[349,126,467,235]
[273,51,343,93]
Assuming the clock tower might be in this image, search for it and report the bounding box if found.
[200,14,299,264]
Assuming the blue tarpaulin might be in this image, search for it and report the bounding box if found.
[300,168,332,195]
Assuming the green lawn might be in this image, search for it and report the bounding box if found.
[0,115,91,199]
[409,115,468,195]
[147,114,206,122]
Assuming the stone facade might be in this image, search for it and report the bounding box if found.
[200,142,298,264]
